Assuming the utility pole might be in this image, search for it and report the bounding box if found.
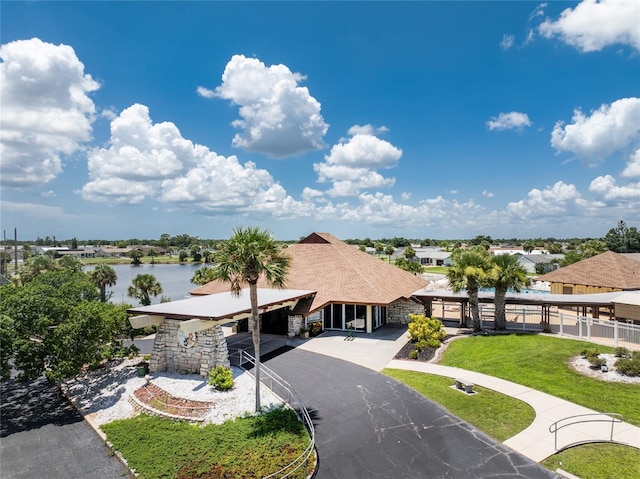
[14,228,18,271]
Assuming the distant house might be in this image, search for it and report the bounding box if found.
[36,246,69,256]
[95,246,132,258]
[537,251,640,294]
[515,253,563,274]
[414,248,452,266]
[490,246,548,255]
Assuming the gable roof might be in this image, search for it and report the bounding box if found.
[537,251,640,290]
[190,232,427,313]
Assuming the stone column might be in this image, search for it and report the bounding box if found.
[149,319,168,374]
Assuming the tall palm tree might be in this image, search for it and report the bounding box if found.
[211,227,290,413]
[127,273,162,306]
[384,244,395,263]
[446,247,492,330]
[489,254,530,330]
[89,264,118,302]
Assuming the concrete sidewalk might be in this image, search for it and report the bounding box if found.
[386,360,640,461]
[292,326,640,462]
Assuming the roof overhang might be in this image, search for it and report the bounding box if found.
[127,288,316,329]
[411,288,638,308]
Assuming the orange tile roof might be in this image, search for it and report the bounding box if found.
[537,251,640,290]
[190,232,427,313]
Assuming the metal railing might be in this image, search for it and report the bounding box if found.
[464,305,640,348]
[230,349,316,479]
[549,413,624,451]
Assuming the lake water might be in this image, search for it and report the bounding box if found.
[84,263,206,305]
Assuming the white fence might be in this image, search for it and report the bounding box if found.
[471,305,640,349]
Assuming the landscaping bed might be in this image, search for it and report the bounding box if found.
[132,382,213,420]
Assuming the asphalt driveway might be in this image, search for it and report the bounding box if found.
[0,378,131,479]
[265,348,559,479]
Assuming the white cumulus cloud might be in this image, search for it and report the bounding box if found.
[590,174,640,201]
[487,112,532,131]
[551,97,640,163]
[212,54,329,158]
[81,103,303,214]
[313,125,402,197]
[506,181,586,218]
[0,38,99,187]
[539,0,640,52]
[621,149,640,178]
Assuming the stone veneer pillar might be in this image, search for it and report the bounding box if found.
[149,319,230,377]
[386,298,426,325]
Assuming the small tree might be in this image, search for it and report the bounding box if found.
[130,249,143,265]
[147,248,158,265]
[374,242,384,257]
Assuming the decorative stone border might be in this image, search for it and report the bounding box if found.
[128,383,212,422]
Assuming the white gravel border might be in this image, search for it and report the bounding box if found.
[61,358,282,427]
[569,354,640,384]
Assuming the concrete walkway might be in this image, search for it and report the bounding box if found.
[292,326,640,462]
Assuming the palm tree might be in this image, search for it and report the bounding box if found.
[446,247,492,330]
[127,273,162,306]
[374,242,384,257]
[89,265,118,302]
[384,245,395,263]
[403,245,416,261]
[211,227,290,413]
[191,265,216,285]
[147,248,158,265]
[489,254,530,330]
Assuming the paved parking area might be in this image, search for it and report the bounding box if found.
[0,378,131,479]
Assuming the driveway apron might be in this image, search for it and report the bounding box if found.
[265,348,559,479]
[0,378,131,479]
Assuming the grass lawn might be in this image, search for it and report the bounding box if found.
[423,266,449,274]
[439,334,640,427]
[82,256,188,265]
[383,369,534,441]
[542,443,640,479]
[102,407,312,479]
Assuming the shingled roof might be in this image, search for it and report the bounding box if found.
[537,251,640,290]
[190,232,427,314]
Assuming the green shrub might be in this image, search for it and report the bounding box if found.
[581,348,600,359]
[408,314,446,349]
[615,347,630,358]
[587,356,606,369]
[208,366,234,391]
[615,352,640,377]
[409,349,419,360]
[309,321,323,336]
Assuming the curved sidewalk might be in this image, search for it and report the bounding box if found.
[386,359,640,461]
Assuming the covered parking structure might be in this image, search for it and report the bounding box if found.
[412,288,637,331]
[128,288,315,376]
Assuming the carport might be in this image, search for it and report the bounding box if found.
[128,288,315,376]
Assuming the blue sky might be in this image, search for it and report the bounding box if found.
[1,1,639,242]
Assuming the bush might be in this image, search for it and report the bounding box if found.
[409,349,419,360]
[615,347,630,358]
[588,356,606,369]
[408,314,446,349]
[208,366,234,391]
[309,321,323,336]
[615,352,640,377]
[581,348,600,359]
